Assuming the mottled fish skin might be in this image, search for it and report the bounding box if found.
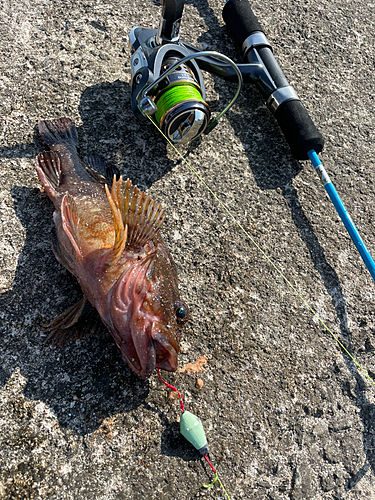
[34,117,188,379]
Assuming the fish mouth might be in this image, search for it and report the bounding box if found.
[117,327,179,380]
[153,332,179,372]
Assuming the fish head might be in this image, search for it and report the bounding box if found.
[109,244,189,379]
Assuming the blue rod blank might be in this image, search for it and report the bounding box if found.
[308,149,375,283]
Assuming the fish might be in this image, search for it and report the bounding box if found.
[34,117,189,379]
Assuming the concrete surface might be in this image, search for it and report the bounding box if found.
[1,0,375,498]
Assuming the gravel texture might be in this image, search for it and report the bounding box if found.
[1,0,375,499]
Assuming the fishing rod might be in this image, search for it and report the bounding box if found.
[127,2,375,495]
[129,0,375,284]
[222,0,375,283]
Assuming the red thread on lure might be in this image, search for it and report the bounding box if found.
[204,454,217,474]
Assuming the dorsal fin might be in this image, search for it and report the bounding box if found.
[84,153,120,184]
[105,184,128,265]
[106,177,165,250]
[61,194,83,260]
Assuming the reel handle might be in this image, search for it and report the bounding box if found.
[223,0,324,160]
[157,0,185,43]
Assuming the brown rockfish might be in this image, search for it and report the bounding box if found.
[34,117,188,379]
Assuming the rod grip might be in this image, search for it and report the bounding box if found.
[223,0,324,160]
[275,99,324,160]
[222,0,264,46]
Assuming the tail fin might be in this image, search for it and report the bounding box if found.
[38,117,78,148]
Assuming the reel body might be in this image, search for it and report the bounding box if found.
[130,29,211,144]
[129,0,323,159]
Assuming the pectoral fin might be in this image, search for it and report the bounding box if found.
[61,194,83,260]
[106,176,165,250]
[44,297,106,347]
[51,229,74,274]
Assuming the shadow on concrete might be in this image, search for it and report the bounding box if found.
[161,422,199,461]
[0,79,178,190]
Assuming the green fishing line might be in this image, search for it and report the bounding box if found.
[149,114,374,500]
[154,83,204,124]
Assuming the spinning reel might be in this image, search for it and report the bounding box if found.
[129,0,242,145]
[129,0,324,159]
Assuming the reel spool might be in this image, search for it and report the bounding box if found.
[136,50,243,145]
[152,57,211,144]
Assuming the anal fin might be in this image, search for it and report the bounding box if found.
[61,194,83,260]
[35,151,62,199]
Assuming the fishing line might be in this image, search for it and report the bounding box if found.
[202,456,231,500]
[154,84,205,126]
[147,114,375,390]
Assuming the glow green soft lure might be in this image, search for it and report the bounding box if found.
[157,367,232,499]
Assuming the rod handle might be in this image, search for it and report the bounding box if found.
[223,0,324,160]
[222,0,263,45]
[275,99,324,160]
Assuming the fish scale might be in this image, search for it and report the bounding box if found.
[77,199,114,250]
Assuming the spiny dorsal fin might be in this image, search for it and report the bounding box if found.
[105,184,128,265]
[61,194,83,260]
[106,177,165,250]
[35,151,62,198]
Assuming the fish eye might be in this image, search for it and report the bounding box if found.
[174,301,189,323]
